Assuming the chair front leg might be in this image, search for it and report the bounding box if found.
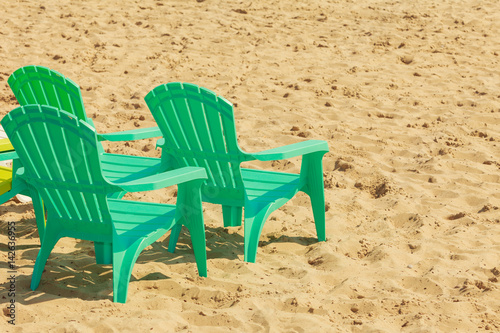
[300,151,327,242]
[243,204,273,263]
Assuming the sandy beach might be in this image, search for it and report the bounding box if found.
[1,0,499,331]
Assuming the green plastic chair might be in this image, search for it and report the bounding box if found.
[5,66,166,254]
[7,65,165,194]
[145,82,329,263]
[1,104,208,303]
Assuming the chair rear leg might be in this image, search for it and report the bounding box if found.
[222,205,242,227]
[302,152,326,242]
[94,242,113,264]
[185,217,207,277]
[30,190,46,244]
[174,179,207,274]
[307,171,326,242]
[308,191,325,241]
[167,224,182,253]
[31,231,60,290]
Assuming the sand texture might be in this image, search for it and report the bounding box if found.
[1,0,499,331]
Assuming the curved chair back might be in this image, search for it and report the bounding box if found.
[145,83,247,206]
[8,65,87,122]
[1,105,117,227]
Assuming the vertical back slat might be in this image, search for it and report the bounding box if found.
[157,104,190,167]
[43,121,80,220]
[184,84,229,187]
[78,136,104,222]
[18,82,38,105]
[177,98,218,182]
[169,98,200,167]
[184,93,222,186]
[14,127,63,218]
[202,96,233,187]
[157,85,194,166]
[218,97,241,188]
[58,122,92,221]
[18,107,71,217]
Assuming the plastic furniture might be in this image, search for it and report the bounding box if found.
[1,104,208,303]
[145,83,329,262]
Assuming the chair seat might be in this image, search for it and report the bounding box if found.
[0,166,12,194]
[101,153,162,183]
[242,168,303,205]
[108,199,177,238]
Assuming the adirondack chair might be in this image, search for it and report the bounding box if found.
[7,66,166,257]
[8,65,165,194]
[145,83,329,263]
[1,104,208,303]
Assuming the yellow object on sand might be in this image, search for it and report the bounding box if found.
[0,138,14,152]
[0,138,14,195]
[0,165,12,194]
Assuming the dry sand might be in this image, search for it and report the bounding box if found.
[1,0,499,331]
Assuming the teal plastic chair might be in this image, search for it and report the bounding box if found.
[145,83,329,263]
[1,104,208,303]
[5,66,166,251]
[7,65,165,194]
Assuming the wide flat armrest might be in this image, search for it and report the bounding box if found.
[156,137,165,149]
[97,126,162,142]
[249,140,329,161]
[110,166,207,192]
[0,151,18,161]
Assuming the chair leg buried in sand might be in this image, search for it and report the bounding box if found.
[1,104,208,303]
[145,82,329,263]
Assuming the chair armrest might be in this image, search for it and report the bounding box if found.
[248,140,329,161]
[0,151,18,161]
[97,126,162,142]
[156,137,165,149]
[109,166,207,192]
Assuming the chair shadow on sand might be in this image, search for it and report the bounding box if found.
[1,220,319,304]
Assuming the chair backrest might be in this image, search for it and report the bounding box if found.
[8,66,87,123]
[1,105,117,226]
[145,83,246,205]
